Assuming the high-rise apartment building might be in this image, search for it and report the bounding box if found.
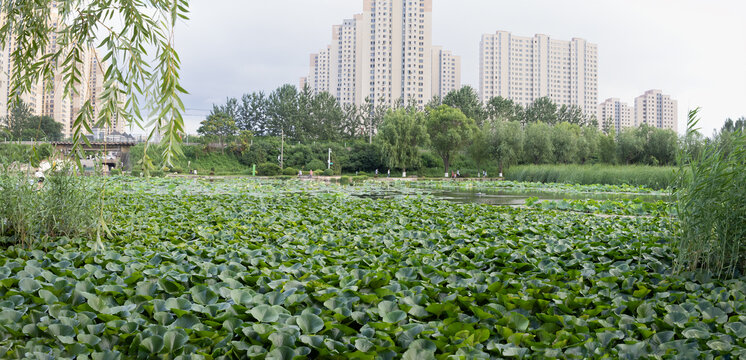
[480,31,598,117]
[304,0,459,109]
[634,89,678,131]
[598,98,633,133]
[0,4,124,139]
[431,46,461,100]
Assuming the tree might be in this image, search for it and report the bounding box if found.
[617,127,644,164]
[238,92,268,134]
[361,97,388,144]
[468,126,491,175]
[307,92,344,141]
[426,105,477,174]
[266,84,300,139]
[577,125,600,164]
[490,121,524,176]
[524,97,558,125]
[523,122,554,164]
[643,126,678,165]
[341,103,361,138]
[0,0,189,165]
[377,109,428,176]
[557,105,588,126]
[1,102,62,141]
[442,86,486,125]
[197,112,237,151]
[485,96,523,123]
[598,128,617,164]
[551,122,580,164]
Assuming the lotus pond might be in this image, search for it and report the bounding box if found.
[0,178,744,359]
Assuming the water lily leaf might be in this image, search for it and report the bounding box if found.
[298,313,325,334]
[163,329,188,352]
[190,285,218,305]
[250,304,279,323]
[140,335,164,353]
[382,310,407,324]
[18,278,41,293]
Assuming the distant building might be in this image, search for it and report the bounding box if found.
[0,4,124,139]
[431,46,461,100]
[598,98,633,133]
[480,31,598,117]
[303,0,460,109]
[634,89,678,131]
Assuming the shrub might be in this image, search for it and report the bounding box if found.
[306,159,326,171]
[150,170,165,178]
[313,169,325,176]
[110,168,122,176]
[257,162,281,176]
[505,164,675,189]
[339,176,351,185]
[283,167,299,176]
[323,169,334,176]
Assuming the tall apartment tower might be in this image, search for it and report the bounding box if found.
[479,31,598,117]
[598,98,633,133]
[431,46,461,99]
[0,3,123,138]
[304,0,458,109]
[634,89,678,131]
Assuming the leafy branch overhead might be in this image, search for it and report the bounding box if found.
[0,0,189,166]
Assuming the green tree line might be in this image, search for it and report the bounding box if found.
[196,84,693,176]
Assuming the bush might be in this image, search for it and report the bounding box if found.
[323,169,334,176]
[149,170,165,178]
[257,162,281,176]
[110,168,122,176]
[283,167,298,176]
[339,176,351,185]
[306,159,326,171]
[313,169,325,176]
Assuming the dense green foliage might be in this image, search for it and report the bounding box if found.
[0,103,62,141]
[0,0,189,166]
[377,109,428,175]
[0,167,100,248]
[0,144,54,167]
[3,178,746,358]
[674,111,746,279]
[506,165,676,190]
[207,87,680,176]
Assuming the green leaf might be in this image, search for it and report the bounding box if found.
[297,313,325,334]
[507,312,530,332]
[382,310,407,324]
[250,304,279,323]
[163,329,188,352]
[190,285,217,305]
[18,278,41,293]
[140,335,164,353]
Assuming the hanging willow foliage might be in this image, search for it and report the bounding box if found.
[0,0,189,169]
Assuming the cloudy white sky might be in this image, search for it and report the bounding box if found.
[175,0,746,135]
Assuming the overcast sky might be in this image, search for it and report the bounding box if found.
[175,0,746,136]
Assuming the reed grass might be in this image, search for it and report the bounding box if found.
[505,164,676,189]
[674,109,746,279]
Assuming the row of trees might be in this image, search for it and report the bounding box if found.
[200,84,740,175]
[202,85,596,145]
[376,104,679,176]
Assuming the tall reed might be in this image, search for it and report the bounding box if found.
[674,109,746,279]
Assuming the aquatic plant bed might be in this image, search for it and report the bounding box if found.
[0,178,743,359]
[401,180,669,196]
